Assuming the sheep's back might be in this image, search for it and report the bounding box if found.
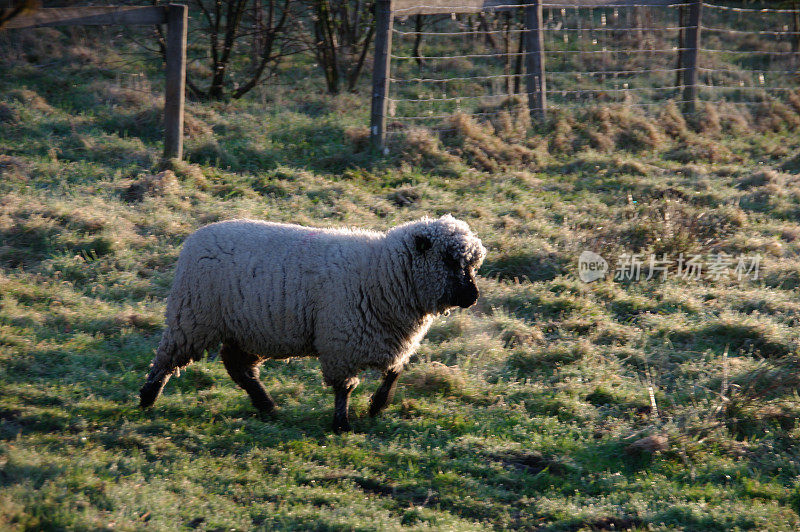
[170,220,378,357]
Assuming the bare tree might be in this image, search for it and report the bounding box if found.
[158,0,301,100]
[309,0,375,94]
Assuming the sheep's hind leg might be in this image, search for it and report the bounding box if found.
[140,366,171,409]
[140,328,204,408]
[332,379,358,433]
[368,369,401,417]
[220,341,275,414]
[140,334,178,408]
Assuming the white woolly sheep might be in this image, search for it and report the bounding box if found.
[139,215,486,432]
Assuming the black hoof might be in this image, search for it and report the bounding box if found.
[368,401,384,418]
[255,406,277,420]
[139,379,166,409]
[251,397,276,414]
[332,417,352,433]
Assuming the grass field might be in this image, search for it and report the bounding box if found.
[2,23,800,531]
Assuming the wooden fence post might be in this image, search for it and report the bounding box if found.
[524,0,546,122]
[370,0,393,152]
[682,0,702,114]
[793,2,799,55]
[675,4,685,89]
[164,3,187,160]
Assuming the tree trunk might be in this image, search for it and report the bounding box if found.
[413,14,423,68]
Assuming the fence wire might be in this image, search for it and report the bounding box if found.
[386,1,800,134]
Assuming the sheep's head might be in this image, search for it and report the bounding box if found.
[396,215,486,314]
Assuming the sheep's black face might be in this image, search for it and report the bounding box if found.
[407,218,485,314]
[442,252,480,309]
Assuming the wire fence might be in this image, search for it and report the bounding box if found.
[383,1,800,134]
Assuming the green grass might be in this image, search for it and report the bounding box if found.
[1,23,800,531]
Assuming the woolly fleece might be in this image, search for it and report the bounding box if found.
[145,214,486,392]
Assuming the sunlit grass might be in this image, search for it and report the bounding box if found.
[1,22,800,530]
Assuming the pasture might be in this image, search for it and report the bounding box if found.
[2,13,800,531]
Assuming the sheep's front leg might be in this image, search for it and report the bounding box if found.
[332,380,357,433]
[221,341,275,414]
[368,369,401,417]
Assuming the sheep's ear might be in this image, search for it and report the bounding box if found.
[415,234,432,254]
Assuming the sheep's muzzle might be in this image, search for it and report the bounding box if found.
[453,276,480,308]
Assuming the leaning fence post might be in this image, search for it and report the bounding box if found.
[524,0,546,122]
[682,0,702,114]
[164,3,187,160]
[370,0,393,152]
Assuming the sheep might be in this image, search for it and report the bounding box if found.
[139,215,486,432]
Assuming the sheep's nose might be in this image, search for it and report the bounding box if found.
[457,285,479,308]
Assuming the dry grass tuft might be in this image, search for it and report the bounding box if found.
[104,84,154,108]
[8,89,53,113]
[0,102,20,124]
[737,169,784,190]
[344,126,370,153]
[577,106,667,153]
[443,113,541,171]
[657,101,690,139]
[403,362,466,396]
[396,127,461,170]
[665,136,735,164]
[113,312,162,331]
[788,91,800,115]
[697,102,722,135]
[716,103,751,134]
[66,45,100,64]
[550,115,576,152]
[755,100,800,132]
[612,155,654,176]
[387,186,420,207]
[166,159,210,190]
[475,97,531,141]
[625,434,669,454]
[121,170,181,203]
[112,106,211,140]
[0,155,30,181]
